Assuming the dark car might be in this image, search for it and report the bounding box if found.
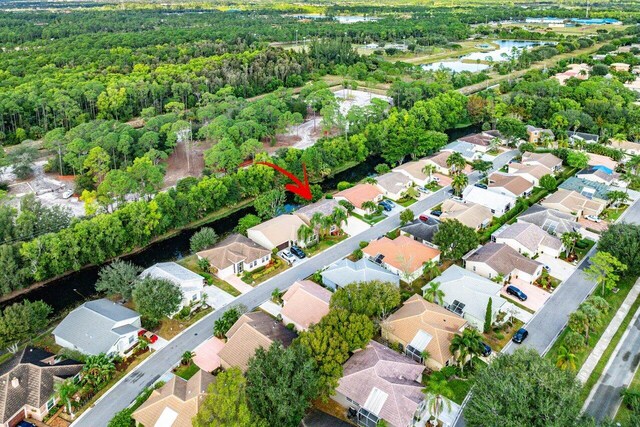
[506,285,528,301]
[17,421,37,427]
[474,183,488,189]
[430,210,442,217]
[378,201,392,212]
[481,342,492,357]
[290,245,306,259]
[512,328,529,344]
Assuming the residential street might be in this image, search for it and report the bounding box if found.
[71,150,516,427]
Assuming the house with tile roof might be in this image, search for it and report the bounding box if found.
[559,177,611,204]
[375,172,413,201]
[488,173,534,198]
[464,243,543,284]
[610,139,640,155]
[140,262,204,313]
[525,126,555,144]
[441,140,479,162]
[333,340,427,427]
[363,236,440,282]
[457,131,502,153]
[0,347,83,427]
[541,189,606,218]
[321,259,400,290]
[587,153,618,170]
[295,198,346,230]
[247,214,309,250]
[53,299,141,356]
[392,159,432,186]
[399,216,440,248]
[422,265,506,331]
[521,152,562,171]
[493,222,564,257]
[517,204,582,236]
[334,183,384,216]
[382,294,467,369]
[462,186,516,217]
[132,369,214,427]
[197,234,271,279]
[281,280,331,332]
[440,199,492,231]
[218,311,296,372]
[422,152,454,176]
[507,162,553,186]
[576,165,620,186]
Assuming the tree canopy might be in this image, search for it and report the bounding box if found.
[329,280,401,318]
[433,219,479,260]
[132,278,183,321]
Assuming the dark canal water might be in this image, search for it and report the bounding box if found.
[4,125,479,312]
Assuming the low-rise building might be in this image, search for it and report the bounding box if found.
[140,262,204,312]
[587,153,618,170]
[464,243,543,284]
[568,131,599,145]
[440,199,492,230]
[399,216,440,248]
[488,173,534,198]
[393,159,432,186]
[507,163,553,186]
[576,165,620,186]
[541,189,606,218]
[610,139,640,155]
[321,258,400,290]
[457,131,503,153]
[521,152,563,171]
[53,299,141,356]
[559,177,611,204]
[295,198,346,234]
[334,183,384,216]
[197,234,271,278]
[493,222,564,257]
[382,294,467,369]
[525,126,555,144]
[247,214,308,250]
[280,280,331,332]
[375,171,413,201]
[363,236,441,282]
[441,140,479,162]
[517,204,582,236]
[462,186,516,217]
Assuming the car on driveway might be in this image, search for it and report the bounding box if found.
[137,329,158,343]
[430,210,442,217]
[418,187,431,194]
[290,245,306,259]
[62,190,74,199]
[512,328,529,344]
[543,265,551,272]
[280,250,296,265]
[474,183,488,189]
[378,201,392,212]
[585,215,601,223]
[481,342,492,357]
[506,285,528,301]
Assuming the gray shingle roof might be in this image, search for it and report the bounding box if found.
[517,204,582,235]
[295,198,344,220]
[321,259,400,289]
[495,222,563,253]
[443,141,476,159]
[140,262,203,283]
[399,217,440,244]
[466,243,542,276]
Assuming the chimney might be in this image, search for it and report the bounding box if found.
[11,377,19,388]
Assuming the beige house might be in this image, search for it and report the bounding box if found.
[0,347,83,427]
[507,163,553,186]
[464,243,543,285]
[611,62,631,72]
[611,139,640,155]
[132,370,214,427]
[363,236,441,282]
[521,152,563,171]
[541,189,606,218]
[281,280,331,332]
[197,234,271,278]
[494,222,564,258]
[587,153,618,170]
[525,126,555,144]
[247,214,308,250]
[334,183,384,215]
[440,199,492,230]
[375,171,413,201]
[422,151,455,175]
[218,311,296,372]
[488,173,534,198]
[393,159,432,186]
[382,294,467,370]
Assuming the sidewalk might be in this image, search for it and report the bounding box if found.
[224,274,254,294]
[577,277,640,383]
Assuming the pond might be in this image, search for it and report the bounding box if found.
[422,61,490,73]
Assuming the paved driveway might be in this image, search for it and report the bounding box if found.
[536,254,576,282]
[501,281,550,312]
[343,216,370,236]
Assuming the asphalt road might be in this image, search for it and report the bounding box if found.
[72,150,516,427]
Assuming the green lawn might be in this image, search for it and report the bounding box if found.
[602,205,628,222]
[449,379,473,404]
[305,235,348,257]
[484,318,524,352]
[352,211,386,225]
[395,197,417,207]
[178,255,241,297]
[242,258,288,285]
[174,363,199,380]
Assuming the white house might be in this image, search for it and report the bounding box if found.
[53,299,142,356]
[462,185,516,217]
[247,214,309,250]
[140,262,204,312]
[464,243,543,285]
[362,236,441,282]
[375,171,413,200]
[393,159,432,186]
[493,222,564,258]
[197,234,271,278]
[334,183,384,216]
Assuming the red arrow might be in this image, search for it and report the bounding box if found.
[256,162,312,200]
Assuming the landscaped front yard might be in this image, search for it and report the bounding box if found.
[483,316,524,352]
[305,234,348,257]
[178,255,241,297]
[242,257,288,285]
[602,205,628,222]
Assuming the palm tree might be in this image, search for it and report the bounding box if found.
[422,377,454,426]
[627,155,640,176]
[422,164,436,182]
[297,224,316,245]
[561,231,581,258]
[423,281,445,305]
[451,173,468,196]
[271,288,283,304]
[488,137,500,152]
[446,152,466,175]
[137,337,149,351]
[331,207,348,234]
[82,354,116,389]
[422,261,441,281]
[449,328,484,373]
[181,350,195,365]
[55,379,79,418]
[556,346,577,371]
[361,200,377,214]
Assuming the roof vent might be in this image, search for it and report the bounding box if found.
[11,377,19,388]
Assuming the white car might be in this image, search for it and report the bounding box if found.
[585,215,601,223]
[430,176,440,183]
[62,190,73,199]
[418,187,431,194]
[280,250,296,265]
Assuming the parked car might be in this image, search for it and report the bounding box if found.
[137,329,158,343]
[430,176,441,183]
[474,183,488,189]
[512,328,529,344]
[481,342,492,357]
[585,215,601,223]
[17,421,37,427]
[280,250,296,264]
[418,186,431,194]
[378,201,392,212]
[451,196,464,202]
[290,245,306,259]
[62,190,73,199]
[543,265,551,272]
[419,214,429,222]
[506,285,528,301]
[430,210,442,217]
[385,200,396,208]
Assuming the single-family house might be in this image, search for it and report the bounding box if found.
[333,340,427,427]
[196,234,271,278]
[462,186,515,217]
[0,347,83,427]
[321,258,400,290]
[399,216,440,248]
[218,311,296,372]
[568,131,599,145]
[488,173,534,198]
[541,189,606,218]
[587,153,618,170]
[441,140,479,162]
[421,152,454,176]
[375,172,413,200]
[525,126,555,144]
[553,64,589,85]
[132,370,214,427]
[334,183,384,216]
[363,236,441,282]
[517,204,582,235]
[280,280,331,332]
[493,222,564,257]
[521,152,563,171]
[440,199,492,230]
[422,265,506,331]
[507,162,553,186]
[393,159,432,186]
[611,139,640,155]
[247,214,308,250]
[611,62,631,72]
[559,177,611,204]
[295,198,346,234]
[464,243,543,284]
[457,131,502,153]
[382,294,467,369]
[140,262,203,311]
[576,165,620,186]
[53,299,141,356]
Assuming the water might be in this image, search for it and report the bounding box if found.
[423,61,490,73]
[285,14,379,23]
